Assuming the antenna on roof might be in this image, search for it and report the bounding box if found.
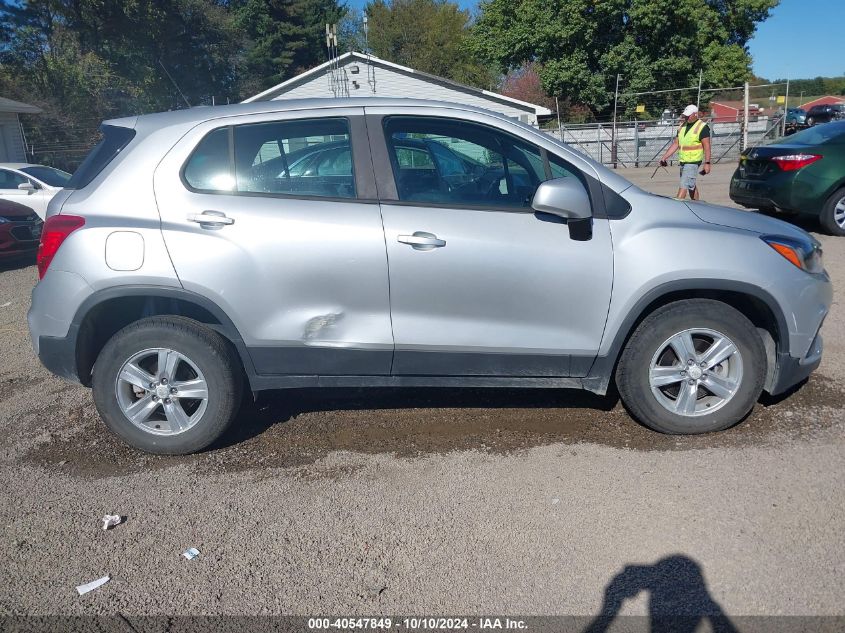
[363,13,376,93]
[158,59,192,108]
[326,23,344,97]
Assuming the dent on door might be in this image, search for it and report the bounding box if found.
[152,110,394,376]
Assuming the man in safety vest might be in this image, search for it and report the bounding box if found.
[659,104,712,200]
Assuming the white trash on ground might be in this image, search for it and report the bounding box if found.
[76,576,110,595]
[101,514,122,530]
[182,547,200,560]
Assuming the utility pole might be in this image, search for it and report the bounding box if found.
[555,96,562,141]
[612,73,621,168]
[782,78,790,136]
[696,69,703,109]
[742,81,749,151]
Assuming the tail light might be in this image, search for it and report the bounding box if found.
[771,154,822,171]
[37,215,85,279]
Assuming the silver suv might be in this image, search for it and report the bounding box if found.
[28,99,832,454]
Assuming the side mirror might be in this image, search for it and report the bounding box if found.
[532,177,592,220]
[18,182,36,193]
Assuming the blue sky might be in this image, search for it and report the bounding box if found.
[348,0,841,80]
[749,0,842,79]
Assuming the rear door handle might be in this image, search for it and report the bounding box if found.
[397,231,446,250]
[187,210,235,227]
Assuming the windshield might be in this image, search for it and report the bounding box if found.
[780,121,845,145]
[19,165,72,187]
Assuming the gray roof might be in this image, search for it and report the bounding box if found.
[244,52,552,116]
[0,97,42,114]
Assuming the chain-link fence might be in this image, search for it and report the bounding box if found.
[546,81,796,167]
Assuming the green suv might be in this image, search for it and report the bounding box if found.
[730,121,845,235]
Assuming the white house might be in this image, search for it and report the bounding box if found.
[0,97,41,163]
[244,51,552,126]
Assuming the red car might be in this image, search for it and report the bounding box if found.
[0,198,42,262]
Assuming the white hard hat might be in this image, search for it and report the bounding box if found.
[682,104,698,117]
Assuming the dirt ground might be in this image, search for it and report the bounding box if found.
[1,163,843,620]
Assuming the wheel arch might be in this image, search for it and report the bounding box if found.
[583,280,788,395]
[70,286,256,387]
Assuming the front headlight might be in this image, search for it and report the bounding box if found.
[762,235,824,274]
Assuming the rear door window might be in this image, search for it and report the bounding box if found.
[182,128,233,191]
[182,118,356,199]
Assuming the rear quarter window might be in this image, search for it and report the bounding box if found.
[65,125,136,190]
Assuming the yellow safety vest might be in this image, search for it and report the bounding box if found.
[677,120,706,163]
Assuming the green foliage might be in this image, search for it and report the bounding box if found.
[468,0,779,118]
[365,0,496,88]
[0,0,345,169]
[767,76,845,99]
[233,0,346,96]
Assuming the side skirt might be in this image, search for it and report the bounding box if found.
[248,374,587,391]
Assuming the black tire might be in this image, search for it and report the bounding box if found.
[92,316,243,454]
[615,299,766,434]
[819,187,845,236]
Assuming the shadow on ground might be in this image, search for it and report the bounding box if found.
[584,555,739,633]
[19,371,845,479]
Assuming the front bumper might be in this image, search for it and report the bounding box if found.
[769,332,824,395]
[0,222,41,259]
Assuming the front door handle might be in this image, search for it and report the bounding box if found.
[187,210,235,228]
[397,231,446,250]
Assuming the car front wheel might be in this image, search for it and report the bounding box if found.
[92,317,243,454]
[616,299,766,434]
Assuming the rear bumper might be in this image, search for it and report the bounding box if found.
[729,167,833,215]
[37,333,83,384]
[729,174,794,211]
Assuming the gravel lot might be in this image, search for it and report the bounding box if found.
[1,163,843,620]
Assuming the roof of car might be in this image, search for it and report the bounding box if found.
[106,98,517,131]
[0,163,38,170]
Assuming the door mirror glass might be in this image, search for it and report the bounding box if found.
[531,178,592,220]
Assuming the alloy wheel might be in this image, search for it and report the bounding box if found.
[648,328,744,417]
[834,195,845,229]
[114,348,209,435]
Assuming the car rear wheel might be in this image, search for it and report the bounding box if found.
[819,187,845,236]
[92,317,242,454]
[616,299,766,434]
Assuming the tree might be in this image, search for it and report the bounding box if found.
[499,63,556,111]
[468,0,779,117]
[0,0,243,169]
[1,0,242,111]
[232,0,346,96]
[365,0,495,88]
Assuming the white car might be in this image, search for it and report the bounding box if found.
[0,163,72,220]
